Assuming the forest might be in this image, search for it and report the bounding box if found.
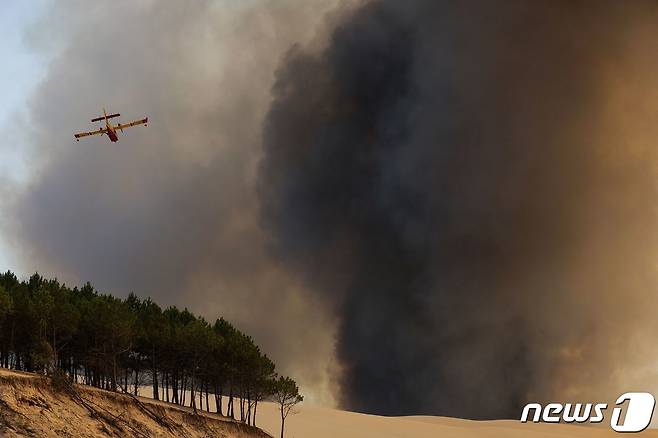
[0,271,302,428]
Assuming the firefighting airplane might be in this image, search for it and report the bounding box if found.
[74,108,148,142]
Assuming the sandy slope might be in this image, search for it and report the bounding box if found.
[0,368,269,438]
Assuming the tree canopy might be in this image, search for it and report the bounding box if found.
[0,271,301,428]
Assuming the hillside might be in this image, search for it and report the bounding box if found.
[0,368,271,438]
[2,368,658,438]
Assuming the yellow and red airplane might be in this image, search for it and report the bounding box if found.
[74,108,148,142]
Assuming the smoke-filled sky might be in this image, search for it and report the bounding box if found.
[1,0,345,407]
[3,0,658,419]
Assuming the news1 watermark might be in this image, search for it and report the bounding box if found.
[521,393,656,433]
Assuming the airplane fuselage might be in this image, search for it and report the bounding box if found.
[99,109,119,142]
[105,121,119,142]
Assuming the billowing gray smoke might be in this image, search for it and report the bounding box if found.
[2,0,344,406]
[259,0,658,418]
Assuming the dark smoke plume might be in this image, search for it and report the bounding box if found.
[259,0,658,418]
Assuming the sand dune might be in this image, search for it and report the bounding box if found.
[1,367,656,438]
[252,402,658,438]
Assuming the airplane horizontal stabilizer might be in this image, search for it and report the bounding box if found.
[91,113,120,122]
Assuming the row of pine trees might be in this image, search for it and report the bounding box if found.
[0,271,301,428]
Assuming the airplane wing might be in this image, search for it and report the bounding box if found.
[115,117,148,131]
[74,127,108,140]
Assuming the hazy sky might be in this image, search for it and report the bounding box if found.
[0,2,48,125]
[0,0,345,406]
[0,1,51,271]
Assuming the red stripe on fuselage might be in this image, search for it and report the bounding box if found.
[107,128,118,142]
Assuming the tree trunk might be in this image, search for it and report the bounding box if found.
[228,386,234,419]
[215,383,222,416]
[112,356,118,391]
[190,373,197,414]
[205,380,210,412]
[181,374,187,406]
[218,384,223,416]
[173,372,179,405]
[253,400,258,427]
[52,327,58,371]
[165,372,170,403]
[152,360,159,401]
[198,379,203,411]
[239,395,243,421]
